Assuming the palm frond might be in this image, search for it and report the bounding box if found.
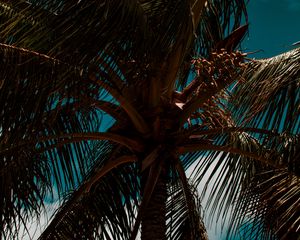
[40,164,140,240]
[37,144,140,240]
[180,48,300,239]
[180,108,299,239]
[228,169,300,240]
[227,135,300,239]
[0,1,152,64]
[0,43,124,237]
[231,47,300,134]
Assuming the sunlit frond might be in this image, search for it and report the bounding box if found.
[231,47,300,134]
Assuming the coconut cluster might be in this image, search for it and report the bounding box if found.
[192,49,246,87]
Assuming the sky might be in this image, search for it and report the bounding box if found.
[15,1,300,239]
[244,0,300,58]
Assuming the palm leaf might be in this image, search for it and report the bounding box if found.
[231,47,300,134]
[174,46,300,239]
[35,143,138,239]
[0,42,140,236]
[39,163,140,240]
[227,135,300,239]
[224,49,300,237]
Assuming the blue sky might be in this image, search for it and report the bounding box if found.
[244,0,300,58]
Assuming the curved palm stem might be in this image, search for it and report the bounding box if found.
[49,97,124,121]
[172,127,282,140]
[84,155,138,193]
[173,76,203,103]
[0,43,68,65]
[89,72,150,135]
[1,132,144,155]
[91,100,125,121]
[177,144,281,168]
[40,132,144,153]
[189,127,281,137]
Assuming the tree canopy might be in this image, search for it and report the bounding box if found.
[0,1,299,239]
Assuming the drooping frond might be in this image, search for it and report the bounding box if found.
[0,43,85,236]
[231,47,300,134]
[182,48,300,239]
[175,71,299,238]
[184,133,262,213]
[40,165,140,240]
[186,128,300,239]
[226,135,300,239]
[220,49,300,238]
[0,1,151,63]
[228,169,300,240]
[36,144,140,240]
[0,41,144,237]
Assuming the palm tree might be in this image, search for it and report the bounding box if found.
[0,1,299,239]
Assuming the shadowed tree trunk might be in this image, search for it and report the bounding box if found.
[141,168,167,240]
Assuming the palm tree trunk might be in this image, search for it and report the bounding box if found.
[141,170,167,240]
